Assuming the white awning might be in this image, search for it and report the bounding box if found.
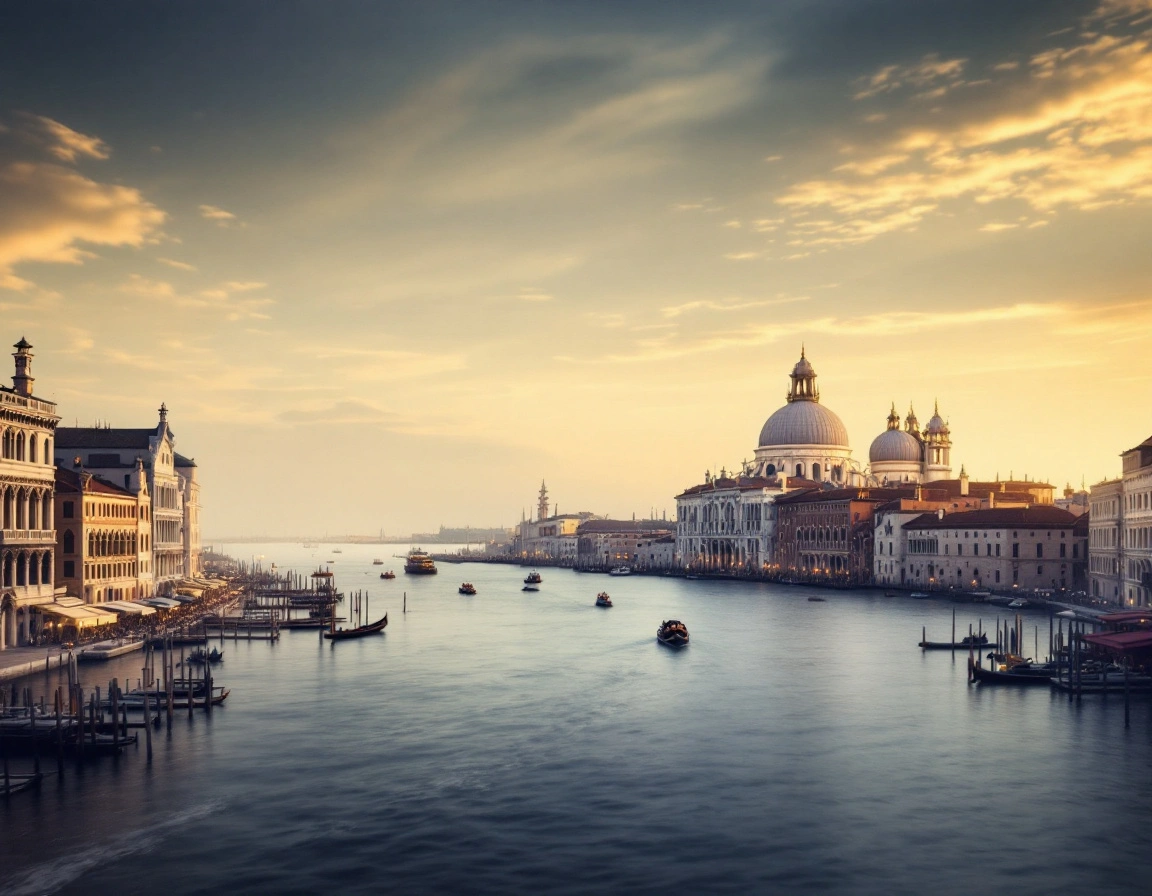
[38,604,119,627]
[102,600,157,616]
[142,597,184,609]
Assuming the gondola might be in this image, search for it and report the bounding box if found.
[459,583,477,595]
[324,612,388,640]
[657,619,689,647]
[968,658,1059,686]
[918,634,990,650]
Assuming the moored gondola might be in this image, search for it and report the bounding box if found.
[324,612,388,640]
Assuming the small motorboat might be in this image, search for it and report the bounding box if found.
[373,559,384,565]
[595,592,612,607]
[657,619,689,647]
[381,570,396,580]
[524,571,542,584]
[807,596,826,602]
[608,566,632,577]
[910,592,930,599]
[1007,598,1029,609]
[459,583,477,595]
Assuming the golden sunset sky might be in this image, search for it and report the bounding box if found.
[2,0,1150,536]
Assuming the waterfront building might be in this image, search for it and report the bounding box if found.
[0,338,60,648]
[55,404,199,594]
[1089,435,1152,606]
[575,519,675,571]
[514,481,595,564]
[873,493,984,588]
[54,463,151,602]
[867,401,953,484]
[675,471,793,574]
[901,505,1083,593]
[773,486,914,585]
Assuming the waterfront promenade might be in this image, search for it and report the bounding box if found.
[0,645,70,683]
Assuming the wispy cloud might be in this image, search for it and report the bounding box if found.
[661,296,809,318]
[19,114,110,162]
[158,257,197,271]
[199,204,238,226]
[119,275,274,320]
[852,54,968,100]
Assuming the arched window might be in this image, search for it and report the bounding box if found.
[795,463,803,477]
[812,463,821,480]
[29,434,37,464]
[15,432,25,461]
[63,529,75,553]
[41,553,51,584]
[766,463,776,476]
[44,437,50,463]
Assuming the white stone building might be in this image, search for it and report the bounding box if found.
[0,339,60,648]
[1090,436,1152,606]
[867,401,953,485]
[676,473,788,574]
[55,404,200,595]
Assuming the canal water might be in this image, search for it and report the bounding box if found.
[2,542,1151,895]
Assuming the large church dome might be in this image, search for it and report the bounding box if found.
[757,350,850,448]
[759,402,850,448]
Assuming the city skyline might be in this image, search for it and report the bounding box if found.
[2,0,1150,535]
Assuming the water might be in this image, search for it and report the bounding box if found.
[3,542,1151,895]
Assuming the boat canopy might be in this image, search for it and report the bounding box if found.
[37,604,119,627]
[1082,630,1152,654]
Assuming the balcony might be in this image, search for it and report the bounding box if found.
[0,528,55,546]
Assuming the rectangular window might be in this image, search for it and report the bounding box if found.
[1012,543,1019,558]
[1037,544,1044,558]
[1060,543,1066,558]
[957,544,963,556]
[63,501,74,519]
[63,561,75,577]
[996,544,1001,557]
[995,570,1001,583]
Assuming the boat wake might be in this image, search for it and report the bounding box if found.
[3,800,225,896]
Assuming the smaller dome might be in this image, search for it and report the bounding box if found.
[870,428,922,464]
[926,413,948,435]
[792,356,815,378]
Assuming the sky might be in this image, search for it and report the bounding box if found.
[2,0,1151,538]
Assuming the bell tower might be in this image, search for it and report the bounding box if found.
[12,337,34,396]
[537,480,550,522]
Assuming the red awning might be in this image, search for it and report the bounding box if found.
[1083,630,1152,653]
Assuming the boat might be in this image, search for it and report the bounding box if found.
[608,566,632,577]
[77,637,146,662]
[910,592,930,599]
[372,559,384,565]
[807,596,826,602]
[381,570,396,579]
[459,583,477,595]
[657,619,689,647]
[333,548,342,553]
[522,584,539,592]
[1007,598,1029,609]
[325,611,389,641]
[404,548,438,575]
[969,657,1060,686]
[918,633,991,650]
[595,592,612,607]
[524,570,542,584]
[2,772,43,796]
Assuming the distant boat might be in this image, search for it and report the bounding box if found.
[1008,598,1029,609]
[381,570,396,579]
[372,559,384,565]
[807,597,826,602]
[459,583,476,595]
[919,633,990,650]
[333,549,342,553]
[522,584,539,592]
[657,619,689,647]
[595,592,612,607]
[910,592,930,599]
[404,548,438,575]
[524,570,542,584]
[608,566,632,577]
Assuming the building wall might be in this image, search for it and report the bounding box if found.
[1090,479,1124,604]
[676,481,783,574]
[0,347,60,649]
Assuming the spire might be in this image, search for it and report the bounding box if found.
[886,402,900,430]
[158,402,168,425]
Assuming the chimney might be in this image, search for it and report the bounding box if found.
[988,491,996,508]
[937,508,945,520]
[959,465,969,497]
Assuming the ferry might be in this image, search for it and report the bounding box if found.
[404,548,438,575]
[524,570,542,585]
[595,592,612,608]
[608,566,632,577]
[372,559,384,565]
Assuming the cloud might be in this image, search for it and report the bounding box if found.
[19,114,110,162]
[852,54,968,100]
[119,275,274,320]
[158,257,197,271]
[199,204,238,226]
[517,287,553,301]
[661,296,809,318]
[0,161,165,290]
[774,18,1152,247]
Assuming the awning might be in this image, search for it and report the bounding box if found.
[1083,630,1152,654]
[142,597,184,609]
[38,604,119,627]
[102,600,157,616]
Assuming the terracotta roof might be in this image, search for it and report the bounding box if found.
[676,475,784,498]
[902,505,1078,530]
[774,486,914,506]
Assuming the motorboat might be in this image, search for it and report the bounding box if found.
[595,592,612,607]
[373,559,384,565]
[657,619,689,647]
[910,592,930,599]
[524,570,543,584]
[459,583,477,595]
[404,548,438,575]
[609,566,632,577]
[1008,598,1029,609]
[381,570,396,579]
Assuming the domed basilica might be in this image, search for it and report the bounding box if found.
[744,349,953,486]
[747,349,867,485]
